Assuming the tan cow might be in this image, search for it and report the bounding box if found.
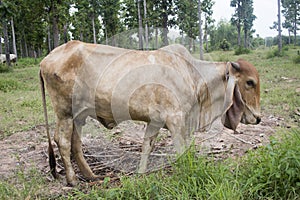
[40,40,261,186]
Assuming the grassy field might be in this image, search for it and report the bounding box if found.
[0,46,299,199]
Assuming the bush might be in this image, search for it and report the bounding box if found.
[0,64,12,73]
[234,47,251,55]
[266,47,286,59]
[293,55,300,64]
[220,39,230,51]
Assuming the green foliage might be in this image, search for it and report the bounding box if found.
[0,78,23,92]
[210,20,238,50]
[281,0,300,46]
[230,0,256,48]
[266,47,285,58]
[220,39,231,51]
[0,64,12,73]
[234,46,250,55]
[293,55,300,63]
[0,62,54,137]
[0,168,48,199]
[63,130,300,199]
[239,129,300,199]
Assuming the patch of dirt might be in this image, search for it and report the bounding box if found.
[0,115,282,185]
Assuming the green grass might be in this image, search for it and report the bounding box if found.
[0,168,49,199]
[0,47,299,199]
[57,129,300,200]
[0,62,54,138]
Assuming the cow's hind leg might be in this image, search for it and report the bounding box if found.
[138,124,160,173]
[72,124,98,180]
[54,118,77,186]
[166,119,187,155]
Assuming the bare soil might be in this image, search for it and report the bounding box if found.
[0,115,281,186]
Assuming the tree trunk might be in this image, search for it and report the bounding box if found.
[19,39,23,58]
[52,1,60,48]
[47,24,52,53]
[53,15,59,48]
[237,21,241,46]
[24,34,28,57]
[3,20,11,66]
[155,28,158,49]
[244,29,247,48]
[11,18,17,60]
[63,23,68,43]
[92,14,97,44]
[161,0,168,47]
[137,0,143,49]
[204,17,208,52]
[0,33,2,54]
[143,0,148,50]
[277,0,282,52]
[293,14,297,46]
[198,0,204,60]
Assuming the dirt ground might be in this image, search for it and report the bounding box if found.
[0,114,280,186]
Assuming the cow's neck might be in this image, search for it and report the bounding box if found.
[193,61,227,132]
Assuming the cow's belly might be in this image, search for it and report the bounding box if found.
[94,84,185,125]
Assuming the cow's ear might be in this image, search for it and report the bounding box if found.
[231,62,240,71]
[221,76,244,131]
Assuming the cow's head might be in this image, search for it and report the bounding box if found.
[222,59,261,131]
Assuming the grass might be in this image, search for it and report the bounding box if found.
[57,129,300,200]
[0,46,299,199]
[0,61,54,138]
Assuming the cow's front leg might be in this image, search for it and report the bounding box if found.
[54,118,77,186]
[72,124,98,180]
[138,124,160,173]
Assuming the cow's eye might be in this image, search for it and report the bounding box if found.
[246,80,255,87]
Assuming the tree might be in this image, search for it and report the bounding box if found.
[242,0,256,48]
[210,20,238,50]
[281,0,300,46]
[198,0,203,59]
[230,0,242,46]
[99,0,122,46]
[231,0,256,48]
[277,0,282,53]
[72,0,102,43]
[137,0,143,49]
[201,0,215,52]
[0,0,15,66]
[176,0,199,51]
[143,0,149,49]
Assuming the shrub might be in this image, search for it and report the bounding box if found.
[293,55,300,64]
[0,64,12,73]
[266,47,287,59]
[220,39,230,51]
[234,47,251,55]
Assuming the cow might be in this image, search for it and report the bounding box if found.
[40,40,261,186]
[0,54,17,63]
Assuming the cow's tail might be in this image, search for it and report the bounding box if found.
[39,70,57,179]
